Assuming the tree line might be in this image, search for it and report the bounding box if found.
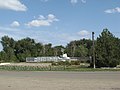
[0,28,120,67]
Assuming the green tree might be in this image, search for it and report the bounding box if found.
[35,43,43,56]
[95,29,119,67]
[66,39,92,57]
[53,45,65,56]
[75,45,88,57]
[1,36,17,62]
[43,43,54,56]
[15,37,36,62]
[0,51,7,62]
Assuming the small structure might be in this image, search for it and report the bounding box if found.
[59,53,70,61]
[26,57,60,62]
[26,53,70,62]
[26,52,90,63]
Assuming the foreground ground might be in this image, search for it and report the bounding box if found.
[0,71,120,90]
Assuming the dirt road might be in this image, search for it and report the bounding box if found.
[0,71,120,90]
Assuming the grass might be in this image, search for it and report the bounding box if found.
[0,65,66,71]
[0,65,120,71]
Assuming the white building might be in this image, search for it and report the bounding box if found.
[26,54,70,62]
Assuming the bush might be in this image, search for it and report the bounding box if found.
[71,61,80,65]
[57,61,71,66]
[52,61,81,66]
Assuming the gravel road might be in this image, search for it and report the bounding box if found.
[0,71,120,90]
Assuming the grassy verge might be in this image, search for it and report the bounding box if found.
[0,65,120,71]
[0,65,65,71]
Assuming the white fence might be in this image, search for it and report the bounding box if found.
[26,56,90,63]
[26,57,61,62]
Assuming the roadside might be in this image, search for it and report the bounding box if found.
[0,63,120,71]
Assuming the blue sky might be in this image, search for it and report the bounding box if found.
[0,0,120,50]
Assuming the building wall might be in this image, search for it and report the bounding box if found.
[26,56,90,62]
[26,57,60,62]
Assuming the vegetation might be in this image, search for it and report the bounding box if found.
[0,36,92,63]
[66,39,92,57]
[95,29,120,67]
[0,28,120,68]
[0,65,120,71]
[0,36,65,62]
[52,61,81,66]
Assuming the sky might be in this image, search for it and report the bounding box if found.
[0,0,120,50]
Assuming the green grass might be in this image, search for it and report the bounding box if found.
[0,65,120,71]
[0,65,65,71]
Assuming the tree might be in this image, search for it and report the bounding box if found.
[66,39,92,57]
[0,51,7,62]
[15,37,36,62]
[75,45,88,57]
[113,38,120,64]
[35,43,43,56]
[53,45,65,56]
[95,29,119,67]
[43,43,54,56]
[1,36,17,62]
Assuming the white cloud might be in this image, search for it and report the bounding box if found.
[0,25,92,51]
[78,30,90,36]
[10,21,20,27]
[26,20,50,27]
[81,0,86,3]
[71,0,78,4]
[0,0,27,11]
[47,14,59,22]
[105,7,120,14]
[38,15,46,20]
[26,14,59,27]
[70,0,86,4]
[40,0,48,2]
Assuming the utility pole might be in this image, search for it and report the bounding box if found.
[92,32,95,69]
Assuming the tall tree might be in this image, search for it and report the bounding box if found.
[53,45,65,56]
[35,43,43,56]
[66,39,92,57]
[0,51,7,62]
[1,36,17,62]
[95,29,119,67]
[43,43,54,56]
[15,37,36,62]
[75,45,88,57]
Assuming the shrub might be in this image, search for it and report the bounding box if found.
[71,61,80,65]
